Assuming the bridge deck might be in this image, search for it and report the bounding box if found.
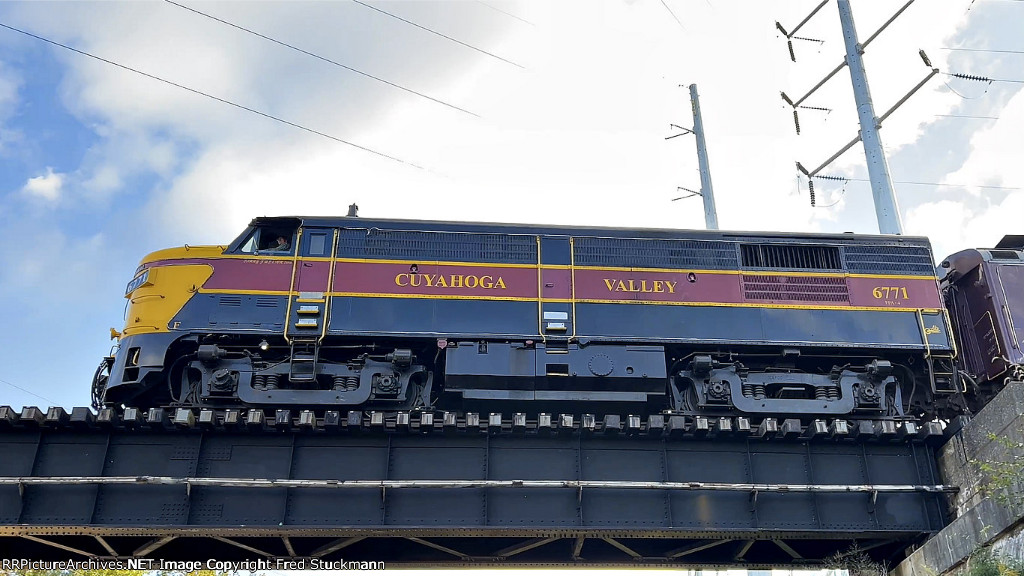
[0,407,950,566]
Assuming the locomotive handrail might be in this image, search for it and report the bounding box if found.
[0,476,959,493]
[282,227,304,345]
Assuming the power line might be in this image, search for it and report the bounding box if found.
[947,71,1024,83]
[659,0,688,32]
[0,21,425,170]
[0,377,59,406]
[941,47,1024,54]
[164,0,479,117]
[820,176,1022,191]
[474,1,534,26]
[351,0,524,69]
[935,114,1000,119]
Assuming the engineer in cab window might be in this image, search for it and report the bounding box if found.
[267,235,290,252]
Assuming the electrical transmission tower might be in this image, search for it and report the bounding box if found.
[777,0,938,235]
[667,83,719,230]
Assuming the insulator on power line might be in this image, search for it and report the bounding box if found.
[951,72,992,83]
[808,180,816,207]
[817,174,848,182]
[793,110,801,135]
[788,40,796,62]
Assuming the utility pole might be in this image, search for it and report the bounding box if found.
[690,84,719,230]
[667,83,719,230]
[836,0,901,235]
[778,0,937,235]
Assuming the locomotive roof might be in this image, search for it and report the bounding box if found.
[250,215,933,246]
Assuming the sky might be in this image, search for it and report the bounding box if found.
[0,0,1021,410]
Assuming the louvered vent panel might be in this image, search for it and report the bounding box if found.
[574,237,738,269]
[843,245,934,275]
[218,296,242,307]
[741,244,842,270]
[255,297,279,308]
[337,228,536,264]
[742,275,850,303]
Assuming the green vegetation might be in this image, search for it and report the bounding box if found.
[976,433,1024,508]
[961,546,1024,576]
[823,543,888,576]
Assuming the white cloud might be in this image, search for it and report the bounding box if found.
[907,87,1024,260]
[22,167,64,201]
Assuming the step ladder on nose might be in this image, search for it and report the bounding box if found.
[288,294,326,382]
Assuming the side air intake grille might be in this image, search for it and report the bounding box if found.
[741,244,842,270]
[338,228,537,264]
[218,296,242,307]
[843,245,934,275]
[742,275,850,303]
[989,250,1021,260]
[574,237,738,269]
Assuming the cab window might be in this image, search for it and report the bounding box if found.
[236,227,297,255]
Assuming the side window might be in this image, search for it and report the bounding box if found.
[258,228,296,254]
[237,231,259,254]
[307,232,328,257]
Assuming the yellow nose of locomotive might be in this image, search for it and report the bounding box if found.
[120,246,221,337]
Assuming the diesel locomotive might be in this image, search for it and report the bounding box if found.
[92,214,1023,424]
